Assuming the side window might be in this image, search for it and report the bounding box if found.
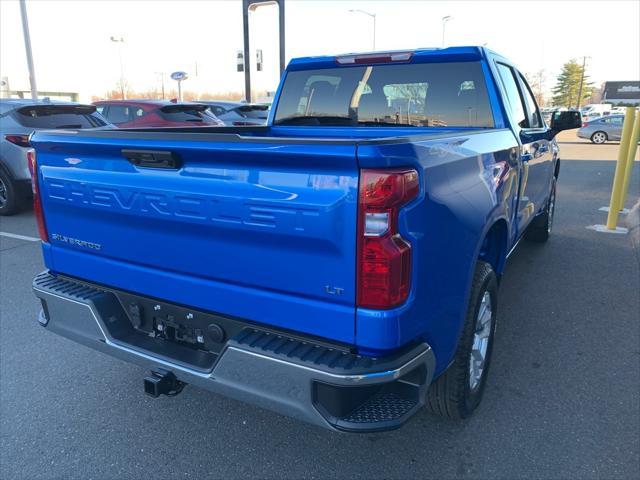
[518,73,542,128]
[211,106,226,116]
[104,105,131,125]
[95,106,105,115]
[129,107,145,125]
[496,63,526,128]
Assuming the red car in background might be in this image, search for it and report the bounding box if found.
[93,100,224,128]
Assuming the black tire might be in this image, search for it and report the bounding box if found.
[590,131,608,144]
[426,260,498,419]
[525,177,556,243]
[0,168,20,216]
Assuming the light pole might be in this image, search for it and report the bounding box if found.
[110,36,126,99]
[442,15,453,48]
[576,56,591,110]
[242,0,286,103]
[348,9,376,51]
[155,72,166,99]
[19,0,37,100]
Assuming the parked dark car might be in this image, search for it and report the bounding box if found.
[93,100,224,128]
[199,100,269,126]
[0,99,109,215]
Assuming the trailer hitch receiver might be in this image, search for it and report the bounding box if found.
[143,368,186,397]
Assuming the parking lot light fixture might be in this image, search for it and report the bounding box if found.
[155,72,166,99]
[110,36,126,99]
[348,9,376,51]
[19,0,38,100]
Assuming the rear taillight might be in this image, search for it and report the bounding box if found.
[5,134,31,147]
[582,122,589,128]
[357,169,419,309]
[27,150,48,242]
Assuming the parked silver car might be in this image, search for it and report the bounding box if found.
[199,101,269,126]
[0,99,109,215]
[577,114,624,144]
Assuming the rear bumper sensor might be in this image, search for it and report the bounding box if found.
[33,270,435,432]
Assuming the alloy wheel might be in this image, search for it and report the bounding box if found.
[547,184,556,234]
[469,291,493,391]
[0,176,7,208]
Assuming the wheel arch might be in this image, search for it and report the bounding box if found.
[0,157,14,179]
[449,216,509,362]
[478,218,509,276]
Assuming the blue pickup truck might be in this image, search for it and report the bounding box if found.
[29,47,580,432]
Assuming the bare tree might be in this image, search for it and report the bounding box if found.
[526,69,547,108]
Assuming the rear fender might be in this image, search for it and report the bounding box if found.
[355,129,519,370]
[448,210,510,366]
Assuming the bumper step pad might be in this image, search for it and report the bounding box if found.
[33,271,104,302]
[342,391,417,424]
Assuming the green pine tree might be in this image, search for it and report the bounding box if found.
[552,59,594,108]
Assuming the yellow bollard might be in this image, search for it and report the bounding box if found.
[606,107,636,229]
[617,110,640,210]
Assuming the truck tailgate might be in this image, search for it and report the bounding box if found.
[31,132,359,344]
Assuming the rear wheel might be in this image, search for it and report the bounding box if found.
[590,131,607,144]
[525,177,556,243]
[0,169,20,216]
[426,261,498,419]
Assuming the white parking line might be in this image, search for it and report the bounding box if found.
[0,232,41,242]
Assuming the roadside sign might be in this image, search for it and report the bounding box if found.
[256,49,263,72]
[170,71,188,102]
[170,71,188,81]
[237,51,244,72]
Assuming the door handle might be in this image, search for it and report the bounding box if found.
[122,149,181,169]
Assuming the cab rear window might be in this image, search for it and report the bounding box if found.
[274,61,494,127]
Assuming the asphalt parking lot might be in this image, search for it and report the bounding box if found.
[1,132,639,480]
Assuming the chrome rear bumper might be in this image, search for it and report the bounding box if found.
[33,271,435,432]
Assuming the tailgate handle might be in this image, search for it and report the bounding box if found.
[122,149,181,169]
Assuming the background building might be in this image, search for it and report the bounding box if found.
[602,81,640,105]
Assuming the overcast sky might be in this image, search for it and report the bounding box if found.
[1,0,639,101]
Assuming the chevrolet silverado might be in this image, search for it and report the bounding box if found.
[29,47,580,432]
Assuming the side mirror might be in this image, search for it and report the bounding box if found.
[550,110,582,133]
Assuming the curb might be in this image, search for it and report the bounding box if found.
[626,198,640,264]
